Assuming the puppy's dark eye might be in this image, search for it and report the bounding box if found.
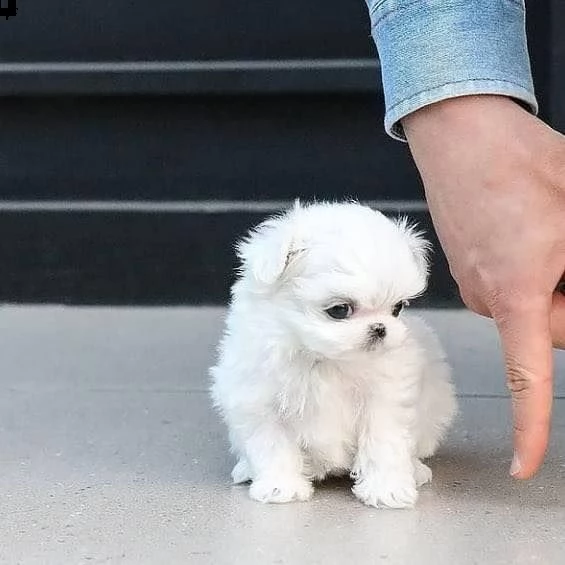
[325,303,354,320]
[392,300,407,317]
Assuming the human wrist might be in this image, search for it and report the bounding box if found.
[403,94,565,204]
[402,95,524,141]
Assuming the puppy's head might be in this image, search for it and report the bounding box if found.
[235,201,430,360]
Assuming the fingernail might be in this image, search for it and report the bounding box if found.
[510,453,521,477]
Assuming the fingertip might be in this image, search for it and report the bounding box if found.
[511,463,541,480]
[511,424,550,479]
[510,460,538,480]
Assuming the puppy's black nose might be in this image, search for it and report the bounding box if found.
[370,323,387,340]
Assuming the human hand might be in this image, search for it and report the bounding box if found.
[402,95,565,479]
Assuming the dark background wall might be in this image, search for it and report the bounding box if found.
[0,2,373,62]
[0,0,560,305]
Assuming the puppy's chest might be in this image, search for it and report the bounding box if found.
[277,364,362,446]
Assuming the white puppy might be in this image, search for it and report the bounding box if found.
[210,201,456,508]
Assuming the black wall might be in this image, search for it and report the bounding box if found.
[0,1,373,62]
[0,0,560,306]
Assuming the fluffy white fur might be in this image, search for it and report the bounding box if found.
[210,201,456,509]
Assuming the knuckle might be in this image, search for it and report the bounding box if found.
[493,289,545,316]
[506,367,531,396]
[489,293,522,319]
[506,363,551,397]
[512,422,527,434]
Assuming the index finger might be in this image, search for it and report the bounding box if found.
[494,300,553,479]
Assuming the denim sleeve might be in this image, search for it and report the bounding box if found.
[365,0,538,141]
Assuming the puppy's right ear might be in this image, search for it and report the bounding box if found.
[236,214,298,285]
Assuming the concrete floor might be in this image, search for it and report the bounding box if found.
[2,307,565,565]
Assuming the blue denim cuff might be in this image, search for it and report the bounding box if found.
[366,0,538,141]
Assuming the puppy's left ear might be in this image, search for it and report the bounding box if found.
[395,217,431,279]
[236,213,301,285]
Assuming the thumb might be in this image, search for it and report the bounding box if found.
[494,299,553,480]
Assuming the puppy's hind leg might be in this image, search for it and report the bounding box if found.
[231,458,252,484]
[413,459,432,487]
[416,360,457,460]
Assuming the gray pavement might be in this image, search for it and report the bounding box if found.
[1,307,565,565]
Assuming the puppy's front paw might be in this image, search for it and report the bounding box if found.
[414,459,432,487]
[352,472,417,509]
[249,475,313,504]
